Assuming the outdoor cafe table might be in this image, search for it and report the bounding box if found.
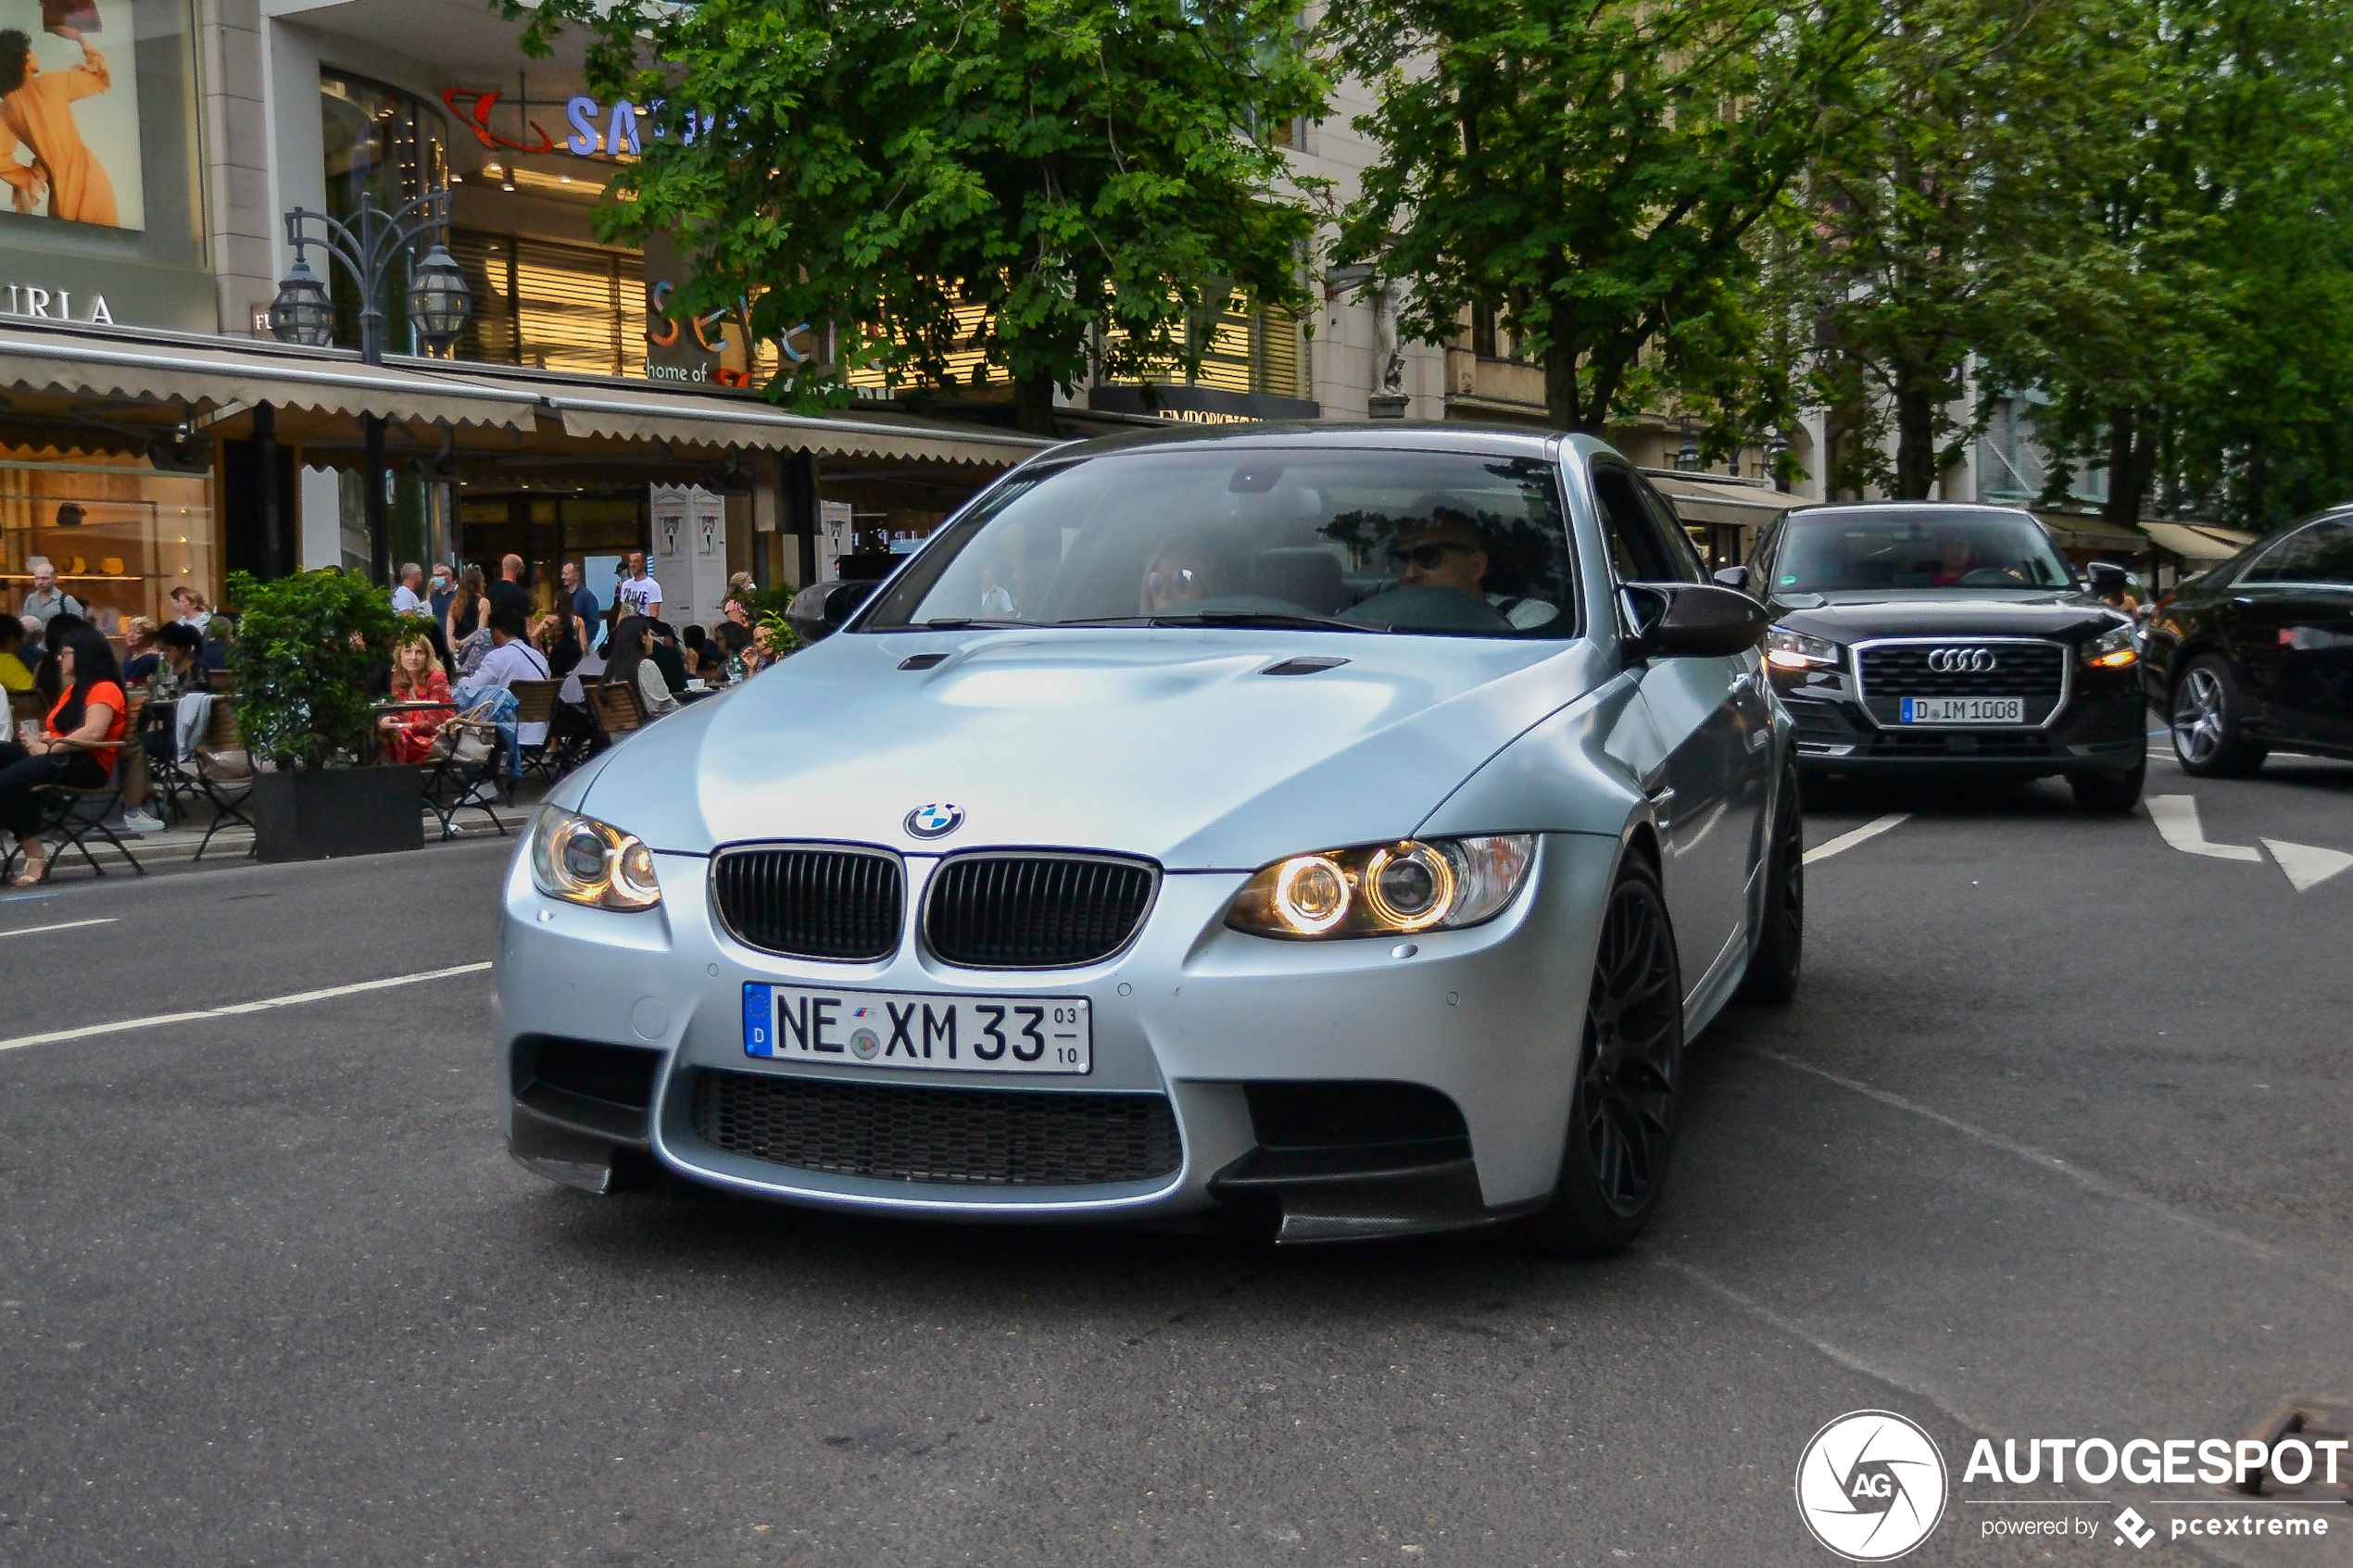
[368,700,456,766]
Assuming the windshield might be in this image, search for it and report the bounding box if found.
[1773,509,2073,593]
[862,446,1578,637]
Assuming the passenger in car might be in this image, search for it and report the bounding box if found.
[1142,541,1214,615]
[1390,504,1557,629]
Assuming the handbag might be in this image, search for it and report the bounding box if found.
[429,718,497,766]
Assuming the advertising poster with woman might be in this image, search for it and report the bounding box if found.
[0,0,142,230]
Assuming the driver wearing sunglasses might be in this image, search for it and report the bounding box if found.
[1390,502,1556,629]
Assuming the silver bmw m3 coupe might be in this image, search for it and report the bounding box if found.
[496,425,1800,1254]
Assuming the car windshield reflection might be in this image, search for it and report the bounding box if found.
[1774,508,2073,594]
[861,447,1579,638]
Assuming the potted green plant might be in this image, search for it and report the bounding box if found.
[226,568,422,862]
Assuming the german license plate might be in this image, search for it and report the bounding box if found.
[742,984,1090,1074]
[1901,696,2025,724]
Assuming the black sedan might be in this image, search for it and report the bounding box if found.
[2142,506,2353,775]
[1717,502,2145,810]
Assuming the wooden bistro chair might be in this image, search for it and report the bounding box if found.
[190,699,258,861]
[588,678,648,747]
[418,720,510,841]
[508,678,565,784]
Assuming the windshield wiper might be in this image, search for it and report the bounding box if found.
[870,617,1035,632]
[1151,610,1389,633]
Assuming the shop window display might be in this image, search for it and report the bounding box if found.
[0,451,213,635]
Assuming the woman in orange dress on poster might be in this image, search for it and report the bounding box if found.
[0,26,119,227]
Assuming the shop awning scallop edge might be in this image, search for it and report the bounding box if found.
[548,392,1051,467]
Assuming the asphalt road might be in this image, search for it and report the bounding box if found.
[1,736,2347,1567]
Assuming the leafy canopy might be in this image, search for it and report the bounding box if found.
[513,0,1328,433]
[1326,0,1880,433]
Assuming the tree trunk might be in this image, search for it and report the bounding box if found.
[1543,346,1588,432]
[2102,407,2150,525]
[1892,368,1939,499]
[1013,370,1059,437]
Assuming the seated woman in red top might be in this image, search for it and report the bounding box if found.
[0,623,125,885]
[376,631,454,765]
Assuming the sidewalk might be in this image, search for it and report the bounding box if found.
[19,777,553,881]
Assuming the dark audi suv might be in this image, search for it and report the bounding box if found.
[2141,506,2353,776]
[1719,502,2145,810]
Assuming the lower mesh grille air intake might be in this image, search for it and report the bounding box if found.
[711,846,903,961]
[924,853,1158,968]
[692,1071,1182,1186]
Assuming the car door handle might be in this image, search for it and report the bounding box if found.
[2233,596,2255,608]
[1730,671,1756,696]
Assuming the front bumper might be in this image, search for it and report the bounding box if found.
[495,831,1625,1238]
[1777,662,2145,777]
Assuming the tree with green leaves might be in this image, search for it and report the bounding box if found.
[511,0,1327,435]
[2014,0,2353,529]
[1324,0,1879,435]
[1791,0,2135,500]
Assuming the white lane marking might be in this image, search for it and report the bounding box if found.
[1752,1048,2353,1300]
[2262,838,2353,892]
[1801,813,1909,866]
[2145,794,2260,861]
[0,960,494,1056]
[0,917,116,940]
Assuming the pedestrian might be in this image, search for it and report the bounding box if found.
[119,615,158,681]
[559,560,599,650]
[603,615,677,717]
[0,615,35,691]
[168,585,208,632]
[0,622,124,885]
[19,557,81,625]
[615,550,662,621]
[488,554,533,623]
[427,562,456,621]
[391,561,428,618]
[445,565,485,647]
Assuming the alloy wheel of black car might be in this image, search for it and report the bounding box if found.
[1522,859,1684,1258]
[2171,655,2266,777]
[1737,769,1804,1003]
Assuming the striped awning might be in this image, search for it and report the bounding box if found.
[547,390,1053,466]
[2143,521,2257,560]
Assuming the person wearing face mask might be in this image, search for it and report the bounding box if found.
[427,563,456,622]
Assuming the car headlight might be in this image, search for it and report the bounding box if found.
[1766,626,1842,672]
[1226,834,1537,939]
[529,806,662,910]
[2083,623,2138,668]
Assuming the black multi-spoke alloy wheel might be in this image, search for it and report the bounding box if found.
[1521,856,1683,1258]
[1736,765,1803,1004]
[2171,653,2265,778]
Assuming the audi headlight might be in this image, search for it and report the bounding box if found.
[2083,623,2138,668]
[1226,835,1537,939]
[529,806,662,910]
[1766,626,1842,672]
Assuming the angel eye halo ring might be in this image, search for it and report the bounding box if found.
[529,805,663,910]
[1227,834,1535,939]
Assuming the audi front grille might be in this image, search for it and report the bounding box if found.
[1856,640,2068,725]
[711,846,904,961]
[924,852,1160,969]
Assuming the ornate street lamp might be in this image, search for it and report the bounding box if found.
[267,256,334,348]
[267,188,471,584]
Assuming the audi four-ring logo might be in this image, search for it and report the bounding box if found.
[1927,646,1997,672]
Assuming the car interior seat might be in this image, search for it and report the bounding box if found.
[1247,548,1346,614]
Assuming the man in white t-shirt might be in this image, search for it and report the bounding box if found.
[390,562,427,617]
[615,550,662,621]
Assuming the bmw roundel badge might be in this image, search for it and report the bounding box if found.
[905,802,964,839]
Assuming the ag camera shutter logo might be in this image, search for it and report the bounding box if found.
[1795,1411,1948,1561]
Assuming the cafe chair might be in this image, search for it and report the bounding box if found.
[190,700,258,861]
[588,679,648,746]
[419,721,510,841]
[508,679,566,784]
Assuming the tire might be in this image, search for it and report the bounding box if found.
[1735,766,1803,1004]
[2171,654,2266,777]
[2070,760,2145,813]
[1520,856,1684,1259]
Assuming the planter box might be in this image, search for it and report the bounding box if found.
[249,765,422,863]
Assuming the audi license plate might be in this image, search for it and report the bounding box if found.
[742,983,1090,1074]
[1901,696,2026,724]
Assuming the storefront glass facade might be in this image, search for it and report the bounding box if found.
[0,451,214,633]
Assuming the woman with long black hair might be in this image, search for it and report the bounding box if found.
[602,615,678,718]
[0,622,125,884]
